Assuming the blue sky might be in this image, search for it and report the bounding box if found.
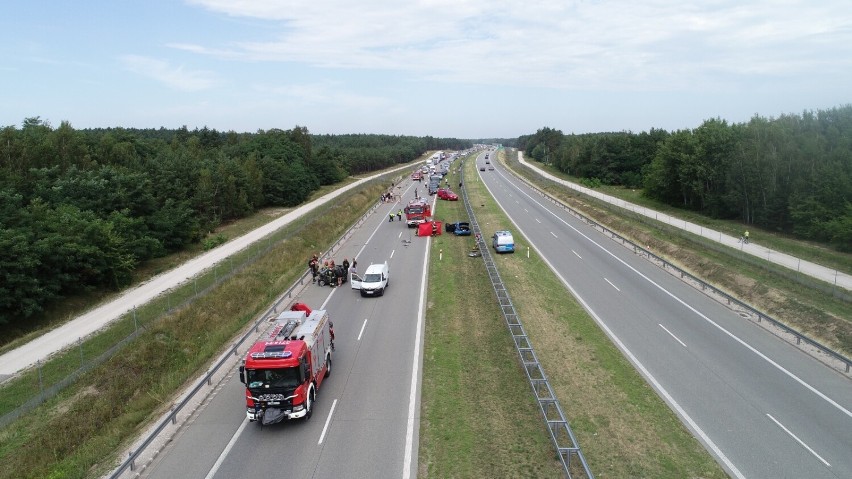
[2,0,850,138]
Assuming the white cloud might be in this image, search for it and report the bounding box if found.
[180,0,852,92]
[119,54,219,91]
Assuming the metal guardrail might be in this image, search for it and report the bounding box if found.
[461,162,594,479]
[509,162,852,377]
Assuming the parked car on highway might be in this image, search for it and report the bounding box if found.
[351,262,389,297]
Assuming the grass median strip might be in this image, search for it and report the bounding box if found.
[419,158,564,478]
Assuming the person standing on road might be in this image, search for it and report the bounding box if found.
[389,212,394,222]
[744,230,750,244]
[308,254,319,283]
[397,210,402,222]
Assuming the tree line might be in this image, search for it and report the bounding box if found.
[519,105,852,252]
[0,118,471,325]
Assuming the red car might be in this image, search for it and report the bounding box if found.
[437,189,458,201]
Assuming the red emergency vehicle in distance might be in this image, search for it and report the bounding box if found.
[239,303,334,426]
[404,198,432,227]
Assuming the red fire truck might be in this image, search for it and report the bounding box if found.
[239,304,334,425]
[404,198,432,227]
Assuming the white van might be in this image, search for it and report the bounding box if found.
[351,262,389,297]
[492,230,515,253]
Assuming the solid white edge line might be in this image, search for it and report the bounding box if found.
[318,399,339,445]
[659,324,687,348]
[766,413,830,467]
[482,170,747,479]
[402,207,431,479]
[204,417,249,479]
[357,318,368,341]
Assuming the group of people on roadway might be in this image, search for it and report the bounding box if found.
[309,254,356,287]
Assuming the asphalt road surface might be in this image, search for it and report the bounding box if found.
[141,180,431,479]
[476,154,852,479]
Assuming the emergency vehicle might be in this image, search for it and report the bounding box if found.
[404,198,432,227]
[239,304,334,425]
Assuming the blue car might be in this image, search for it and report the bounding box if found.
[445,222,471,236]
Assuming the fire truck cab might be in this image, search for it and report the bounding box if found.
[239,306,334,425]
[404,198,432,227]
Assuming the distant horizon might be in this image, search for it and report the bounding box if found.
[10,101,850,140]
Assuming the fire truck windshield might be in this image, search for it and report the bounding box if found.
[406,206,424,214]
[246,367,300,389]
